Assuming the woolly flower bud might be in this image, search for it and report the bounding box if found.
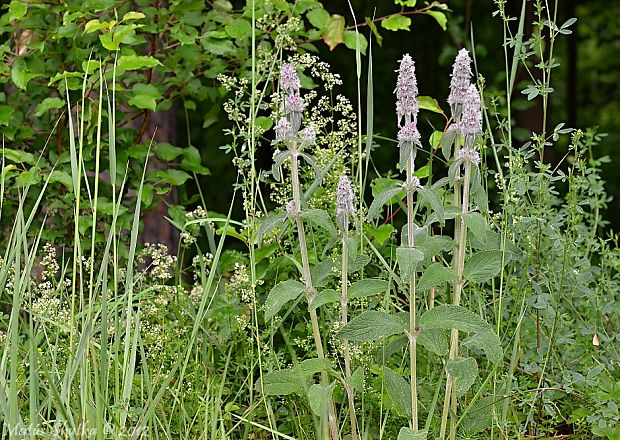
[285,94,304,113]
[448,49,473,118]
[397,122,421,147]
[395,54,419,126]
[408,176,421,189]
[457,147,480,166]
[280,63,300,94]
[460,84,482,140]
[299,125,316,147]
[274,117,293,143]
[336,175,355,225]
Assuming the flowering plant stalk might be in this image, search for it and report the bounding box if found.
[336,175,359,440]
[395,53,422,431]
[277,63,339,440]
[440,78,483,440]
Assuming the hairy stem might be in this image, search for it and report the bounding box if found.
[341,226,359,440]
[406,156,419,431]
[290,145,339,440]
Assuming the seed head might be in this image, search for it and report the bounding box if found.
[460,84,482,143]
[280,63,300,94]
[395,54,419,126]
[336,175,355,227]
[448,49,473,119]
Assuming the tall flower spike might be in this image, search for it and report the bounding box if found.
[280,63,300,94]
[336,175,355,228]
[395,54,419,126]
[448,48,473,120]
[460,84,482,146]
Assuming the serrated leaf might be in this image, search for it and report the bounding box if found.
[425,10,447,31]
[463,212,490,241]
[338,311,405,341]
[262,369,303,395]
[418,96,444,114]
[447,357,478,397]
[383,366,411,417]
[265,280,306,320]
[302,209,336,236]
[323,14,345,50]
[346,367,364,392]
[381,14,411,31]
[308,382,335,416]
[464,250,503,283]
[418,327,449,356]
[117,55,161,71]
[343,30,368,55]
[368,185,403,221]
[398,427,428,440]
[350,279,389,299]
[258,212,287,247]
[291,358,332,379]
[417,186,444,224]
[396,246,424,280]
[416,262,453,291]
[310,288,340,310]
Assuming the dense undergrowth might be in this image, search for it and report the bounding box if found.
[0,0,619,439]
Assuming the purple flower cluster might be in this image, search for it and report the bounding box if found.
[276,63,315,148]
[448,49,473,119]
[448,49,483,148]
[457,147,481,166]
[395,54,422,159]
[336,175,355,228]
[460,84,482,143]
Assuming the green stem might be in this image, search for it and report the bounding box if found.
[341,226,359,440]
[290,145,339,440]
[406,155,418,431]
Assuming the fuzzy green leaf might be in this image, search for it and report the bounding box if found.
[447,357,478,397]
[416,262,453,291]
[349,279,389,299]
[308,382,335,416]
[338,311,405,341]
[418,327,449,356]
[463,212,490,241]
[396,246,424,280]
[368,185,403,221]
[464,250,503,283]
[302,209,336,236]
[383,366,411,417]
[264,280,306,320]
[310,288,340,310]
[398,427,428,440]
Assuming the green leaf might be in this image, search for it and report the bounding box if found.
[84,19,107,33]
[265,280,306,320]
[307,8,330,29]
[419,305,502,364]
[365,17,383,46]
[117,55,161,71]
[311,260,334,288]
[350,279,389,299]
[343,31,368,55]
[157,169,191,186]
[461,396,496,435]
[396,246,424,280]
[122,11,145,21]
[11,61,40,91]
[381,15,411,31]
[323,14,345,50]
[414,165,430,179]
[395,0,417,6]
[464,250,503,283]
[366,224,395,245]
[0,105,13,126]
[338,311,405,341]
[262,369,303,396]
[416,262,453,291]
[225,19,252,39]
[417,186,445,224]
[346,367,364,392]
[441,129,457,160]
[49,170,73,191]
[34,97,65,117]
[258,212,287,247]
[398,427,428,440]
[8,1,28,21]
[383,366,411,417]
[425,10,447,31]
[447,357,478,397]
[302,209,336,236]
[155,143,184,161]
[308,382,335,416]
[310,288,340,310]
[418,327,449,356]
[291,358,332,379]
[129,95,156,111]
[368,185,402,221]
[418,96,444,114]
[463,212,490,241]
[3,148,35,165]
